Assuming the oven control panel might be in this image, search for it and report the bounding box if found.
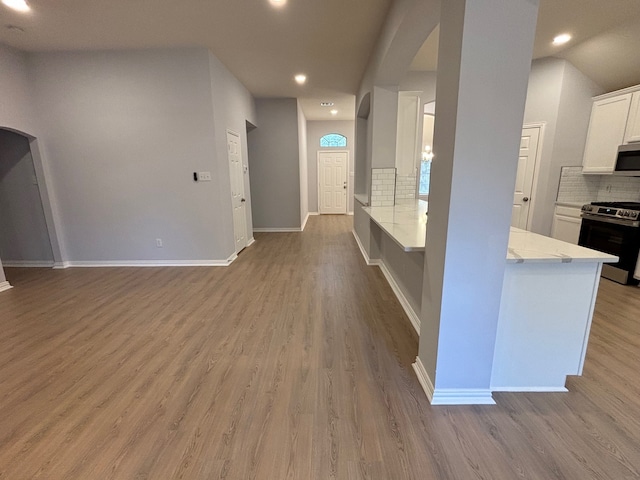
[581,204,640,220]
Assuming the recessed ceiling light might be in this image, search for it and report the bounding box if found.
[320,102,334,107]
[269,0,286,7]
[330,109,338,116]
[552,33,571,46]
[2,0,30,13]
[294,74,307,85]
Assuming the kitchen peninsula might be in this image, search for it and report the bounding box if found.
[359,199,618,392]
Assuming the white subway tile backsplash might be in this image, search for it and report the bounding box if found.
[557,166,640,204]
[371,167,397,207]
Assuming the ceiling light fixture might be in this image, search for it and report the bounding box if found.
[320,102,334,107]
[269,0,287,7]
[294,74,307,85]
[1,0,30,13]
[552,33,571,46]
[330,109,338,116]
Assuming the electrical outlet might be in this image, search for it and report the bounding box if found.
[156,238,163,248]
[198,171,212,182]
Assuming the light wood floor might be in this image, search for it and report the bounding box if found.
[1,215,639,479]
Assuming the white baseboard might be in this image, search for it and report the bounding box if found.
[53,262,70,269]
[56,258,236,268]
[412,357,435,402]
[351,230,380,266]
[348,211,354,216]
[0,281,13,293]
[247,237,256,247]
[413,357,496,405]
[1,260,54,268]
[378,262,420,335]
[491,386,568,393]
[308,212,319,215]
[253,227,301,233]
[431,389,496,405]
[301,212,310,232]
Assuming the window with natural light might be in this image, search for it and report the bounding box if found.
[320,133,347,148]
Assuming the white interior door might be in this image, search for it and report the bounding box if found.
[227,130,247,253]
[318,151,348,214]
[512,127,540,229]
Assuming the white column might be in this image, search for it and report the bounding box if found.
[0,257,11,292]
[415,0,539,404]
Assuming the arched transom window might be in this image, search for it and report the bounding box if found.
[320,133,347,148]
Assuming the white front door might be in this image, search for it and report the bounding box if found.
[511,127,541,229]
[318,151,348,214]
[227,130,248,253]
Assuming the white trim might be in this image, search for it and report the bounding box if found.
[412,357,435,401]
[317,150,349,215]
[308,212,320,215]
[247,237,256,247]
[347,211,354,216]
[491,386,568,393]
[352,230,380,266]
[413,358,496,405]
[301,212,310,232]
[55,257,237,268]
[430,389,496,405]
[53,262,69,269]
[378,262,420,335]
[253,227,301,233]
[0,281,13,293]
[0,260,55,268]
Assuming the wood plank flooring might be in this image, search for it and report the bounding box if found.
[0,214,639,479]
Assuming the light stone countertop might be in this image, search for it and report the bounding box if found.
[555,201,589,208]
[362,200,428,252]
[506,227,617,264]
[362,200,618,264]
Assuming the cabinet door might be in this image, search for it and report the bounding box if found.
[582,94,632,174]
[624,92,640,143]
[551,214,582,245]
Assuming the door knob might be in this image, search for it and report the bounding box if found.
[241,198,246,202]
[523,197,529,202]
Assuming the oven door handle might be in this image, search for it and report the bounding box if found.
[581,213,640,227]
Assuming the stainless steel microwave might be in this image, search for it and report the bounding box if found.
[614,144,640,176]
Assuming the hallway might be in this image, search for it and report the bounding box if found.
[0,215,639,479]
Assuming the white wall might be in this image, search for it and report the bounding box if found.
[0,129,53,264]
[524,57,603,235]
[297,101,309,225]
[306,120,355,213]
[26,48,241,263]
[247,98,301,229]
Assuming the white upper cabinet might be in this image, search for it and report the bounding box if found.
[395,92,421,177]
[624,91,640,144]
[582,93,632,174]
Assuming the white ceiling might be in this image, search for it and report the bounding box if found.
[2,0,639,121]
[411,0,640,93]
[0,0,392,121]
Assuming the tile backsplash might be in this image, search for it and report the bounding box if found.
[395,174,417,201]
[557,166,640,203]
[371,168,396,207]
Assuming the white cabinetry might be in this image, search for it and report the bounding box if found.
[551,205,582,245]
[582,94,632,174]
[395,92,421,176]
[624,91,640,144]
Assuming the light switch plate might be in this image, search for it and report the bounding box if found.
[198,171,212,182]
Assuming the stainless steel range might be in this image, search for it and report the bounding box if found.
[579,201,640,285]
